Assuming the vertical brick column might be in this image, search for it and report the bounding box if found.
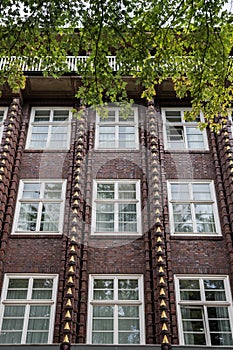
[0,95,24,276]
[146,102,172,346]
[60,107,88,345]
[139,105,155,343]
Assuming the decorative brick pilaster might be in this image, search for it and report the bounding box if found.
[146,102,172,346]
[0,95,24,276]
[60,107,88,345]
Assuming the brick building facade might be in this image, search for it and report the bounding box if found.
[0,68,232,349]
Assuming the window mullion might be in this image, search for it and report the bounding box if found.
[114,277,118,344]
[115,183,118,232]
[203,305,211,346]
[189,184,196,232]
[22,278,31,344]
[199,277,209,346]
[36,183,44,232]
[46,124,52,148]
[114,304,118,344]
[115,125,119,148]
[21,304,30,344]
[115,203,119,232]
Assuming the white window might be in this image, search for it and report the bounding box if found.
[26,107,72,149]
[12,180,66,234]
[0,274,58,344]
[167,180,221,235]
[95,107,139,149]
[87,275,145,345]
[0,107,7,141]
[92,180,141,235]
[162,108,208,150]
[175,275,233,346]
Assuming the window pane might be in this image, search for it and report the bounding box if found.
[96,204,114,232]
[208,307,233,345]
[119,126,135,148]
[179,280,200,300]
[181,307,206,345]
[99,127,115,149]
[180,280,200,289]
[171,184,189,201]
[53,110,69,121]
[7,279,28,299]
[50,126,68,148]
[32,279,53,299]
[22,183,40,199]
[97,184,114,199]
[204,280,226,301]
[93,279,114,300]
[17,203,39,231]
[165,111,182,122]
[2,306,25,329]
[30,126,49,149]
[44,183,62,199]
[118,331,140,344]
[210,333,233,346]
[166,126,184,144]
[118,280,139,300]
[195,204,216,233]
[93,305,114,317]
[0,331,22,344]
[0,305,25,343]
[186,127,204,149]
[183,320,205,332]
[119,109,135,122]
[93,305,114,341]
[40,203,60,231]
[184,333,206,345]
[107,110,116,121]
[26,331,49,344]
[92,332,113,344]
[119,204,137,232]
[93,319,113,330]
[193,184,211,200]
[173,204,193,232]
[118,305,139,317]
[118,184,136,199]
[34,110,50,122]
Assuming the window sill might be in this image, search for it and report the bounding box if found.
[93,149,140,153]
[164,149,210,154]
[24,149,70,153]
[11,233,63,238]
[170,234,223,240]
[90,233,143,239]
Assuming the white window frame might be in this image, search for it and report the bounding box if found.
[87,274,145,345]
[12,179,66,235]
[26,107,72,150]
[0,107,7,141]
[167,180,221,236]
[0,273,58,344]
[162,108,208,150]
[91,179,141,236]
[95,106,139,150]
[175,275,233,346]
[228,110,233,133]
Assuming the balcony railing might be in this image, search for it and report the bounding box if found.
[0,56,120,72]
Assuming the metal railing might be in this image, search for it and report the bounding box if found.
[0,55,120,72]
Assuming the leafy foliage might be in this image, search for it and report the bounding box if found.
[0,1,233,128]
